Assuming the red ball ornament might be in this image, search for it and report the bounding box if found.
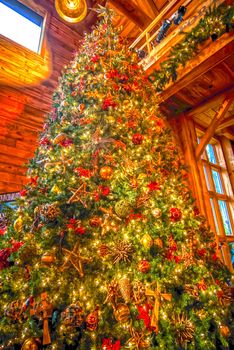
[138,259,151,273]
[132,133,143,145]
[169,207,182,222]
[89,216,102,227]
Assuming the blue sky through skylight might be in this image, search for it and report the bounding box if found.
[0,2,42,53]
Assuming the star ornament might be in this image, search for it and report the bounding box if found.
[67,182,88,207]
[60,242,92,277]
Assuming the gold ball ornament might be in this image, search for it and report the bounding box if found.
[114,303,130,323]
[219,325,231,337]
[21,338,41,350]
[152,208,162,218]
[14,216,23,232]
[100,166,113,180]
[141,233,154,249]
[154,238,163,248]
[114,200,131,218]
[41,252,55,266]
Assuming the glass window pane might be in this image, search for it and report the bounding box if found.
[204,166,211,190]
[210,198,219,234]
[228,243,234,269]
[223,172,233,197]
[0,1,43,53]
[212,170,224,194]
[206,144,217,164]
[215,144,226,168]
[218,200,233,235]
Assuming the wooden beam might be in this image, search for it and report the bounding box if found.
[158,32,234,103]
[186,85,234,117]
[108,0,151,29]
[144,0,159,17]
[195,99,233,160]
[222,128,234,141]
[216,115,234,132]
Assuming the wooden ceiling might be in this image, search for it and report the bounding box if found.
[0,0,233,193]
[160,52,234,140]
[109,0,169,41]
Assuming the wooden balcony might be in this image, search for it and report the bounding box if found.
[129,0,228,71]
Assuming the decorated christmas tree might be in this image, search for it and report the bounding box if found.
[0,7,232,350]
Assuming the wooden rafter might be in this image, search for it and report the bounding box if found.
[195,99,233,160]
[187,85,234,117]
[108,0,151,29]
[216,115,234,132]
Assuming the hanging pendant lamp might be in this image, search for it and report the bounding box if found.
[55,0,87,23]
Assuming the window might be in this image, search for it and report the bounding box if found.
[202,142,234,237]
[0,0,44,53]
[200,139,234,270]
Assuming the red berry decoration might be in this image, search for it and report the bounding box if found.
[132,133,143,145]
[138,259,151,273]
[169,207,182,222]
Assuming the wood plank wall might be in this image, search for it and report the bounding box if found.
[0,0,85,193]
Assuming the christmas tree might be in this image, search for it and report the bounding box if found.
[0,7,232,350]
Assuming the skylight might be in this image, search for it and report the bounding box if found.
[0,0,44,53]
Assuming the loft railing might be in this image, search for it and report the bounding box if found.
[129,0,226,71]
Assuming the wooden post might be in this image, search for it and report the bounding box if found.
[175,114,217,234]
[145,32,151,54]
[195,99,232,160]
[176,114,204,213]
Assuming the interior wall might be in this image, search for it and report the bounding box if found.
[0,2,83,193]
